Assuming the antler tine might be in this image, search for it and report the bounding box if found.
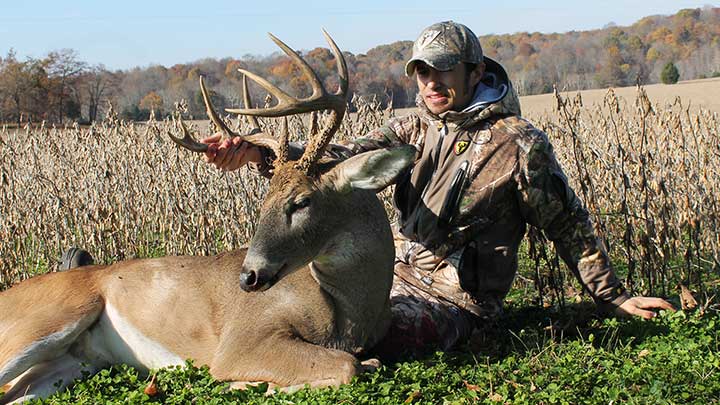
[167,115,209,153]
[221,30,349,173]
[276,116,290,164]
[242,74,261,131]
[166,77,230,154]
[200,76,238,137]
[295,109,345,173]
[170,76,288,156]
[229,69,292,115]
[226,32,345,117]
[269,33,325,98]
[169,112,284,156]
[322,28,348,97]
[294,30,349,173]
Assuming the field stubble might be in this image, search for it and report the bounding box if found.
[1,88,719,302]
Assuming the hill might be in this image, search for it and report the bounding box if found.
[1,7,719,124]
[520,76,720,117]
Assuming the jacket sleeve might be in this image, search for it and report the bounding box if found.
[515,127,631,311]
[248,113,420,177]
[339,113,421,153]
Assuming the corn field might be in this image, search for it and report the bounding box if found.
[1,89,719,303]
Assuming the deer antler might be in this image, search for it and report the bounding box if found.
[169,30,348,173]
[168,75,280,154]
[241,75,261,131]
[227,30,348,172]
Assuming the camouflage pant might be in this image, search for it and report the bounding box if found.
[371,273,477,359]
[371,237,504,359]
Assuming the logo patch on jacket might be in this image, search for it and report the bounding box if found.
[454,140,469,155]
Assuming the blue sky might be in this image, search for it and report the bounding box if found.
[1,1,716,70]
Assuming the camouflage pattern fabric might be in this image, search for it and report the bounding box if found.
[354,111,630,310]
[404,21,485,76]
[393,235,504,321]
[372,264,478,358]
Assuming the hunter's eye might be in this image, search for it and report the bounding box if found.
[415,63,430,76]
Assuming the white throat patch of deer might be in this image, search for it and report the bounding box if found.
[0,31,417,404]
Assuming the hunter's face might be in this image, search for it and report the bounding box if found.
[415,62,482,115]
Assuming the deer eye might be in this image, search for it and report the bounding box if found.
[285,196,311,217]
[293,196,311,210]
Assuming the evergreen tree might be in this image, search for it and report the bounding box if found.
[661,62,680,84]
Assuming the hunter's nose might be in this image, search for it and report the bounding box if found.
[240,270,258,291]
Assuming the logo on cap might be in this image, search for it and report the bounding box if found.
[416,29,441,50]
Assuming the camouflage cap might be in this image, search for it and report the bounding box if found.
[405,21,484,76]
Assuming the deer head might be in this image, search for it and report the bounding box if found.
[169,31,416,292]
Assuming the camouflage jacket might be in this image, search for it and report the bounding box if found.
[253,62,630,316]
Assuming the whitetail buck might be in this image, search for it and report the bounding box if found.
[0,31,416,404]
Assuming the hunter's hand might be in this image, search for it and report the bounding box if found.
[410,246,444,272]
[614,296,675,320]
[201,134,262,171]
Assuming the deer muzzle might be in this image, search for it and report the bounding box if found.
[239,261,286,292]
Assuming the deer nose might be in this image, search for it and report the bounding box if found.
[239,270,258,291]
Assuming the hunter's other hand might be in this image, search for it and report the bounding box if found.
[614,296,675,320]
[201,134,261,171]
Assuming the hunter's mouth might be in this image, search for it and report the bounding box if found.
[425,92,448,104]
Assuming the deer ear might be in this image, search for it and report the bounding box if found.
[323,145,417,192]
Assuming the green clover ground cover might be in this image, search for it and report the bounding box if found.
[15,305,717,405]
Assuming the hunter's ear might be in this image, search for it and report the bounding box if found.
[322,145,417,192]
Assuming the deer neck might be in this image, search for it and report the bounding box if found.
[308,193,394,348]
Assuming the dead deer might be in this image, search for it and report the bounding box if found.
[0,31,416,404]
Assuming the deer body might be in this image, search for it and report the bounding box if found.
[0,177,408,404]
[0,31,418,404]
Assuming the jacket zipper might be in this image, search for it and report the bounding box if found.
[420,121,447,202]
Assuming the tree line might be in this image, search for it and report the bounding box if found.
[1,7,718,125]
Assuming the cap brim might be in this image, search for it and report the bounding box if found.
[406,55,502,77]
[404,57,456,77]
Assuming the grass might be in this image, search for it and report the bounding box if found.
[17,303,718,404]
[8,243,719,404]
[8,240,717,404]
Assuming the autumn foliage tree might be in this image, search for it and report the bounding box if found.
[1,7,719,122]
[139,91,164,116]
[0,50,35,123]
